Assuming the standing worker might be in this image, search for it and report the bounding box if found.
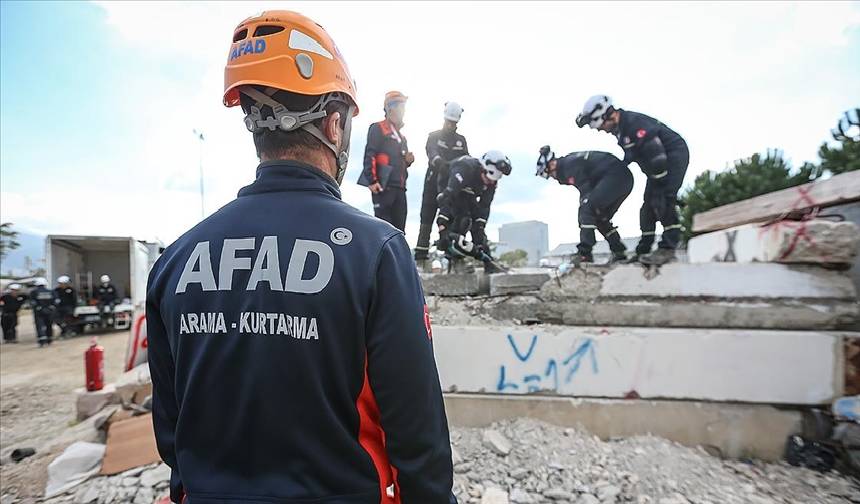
[358,91,415,232]
[0,283,27,344]
[414,102,469,267]
[576,95,689,265]
[147,10,455,504]
[436,151,512,273]
[94,274,118,327]
[30,279,55,347]
[54,275,78,338]
[536,147,633,264]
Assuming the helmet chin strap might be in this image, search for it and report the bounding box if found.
[241,87,356,185]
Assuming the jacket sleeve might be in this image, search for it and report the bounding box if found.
[146,264,184,503]
[461,134,469,156]
[365,234,455,503]
[620,117,667,178]
[362,123,383,184]
[426,133,443,169]
[476,185,495,222]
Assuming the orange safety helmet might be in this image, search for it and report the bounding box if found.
[223,10,358,113]
[384,90,407,111]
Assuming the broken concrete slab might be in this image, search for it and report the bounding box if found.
[421,272,487,296]
[75,384,119,421]
[597,263,855,299]
[116,363,152,404]
[431,262,860,330]
[688,220,860,265]
[489,269,552,296]
[443,394,803,461]
[433,325,848,404]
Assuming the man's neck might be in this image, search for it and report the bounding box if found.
[260,150,338,182]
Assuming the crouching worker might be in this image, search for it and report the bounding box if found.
[436,151,512,273]
[536,147,633,264]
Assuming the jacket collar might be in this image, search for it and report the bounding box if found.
[237,160,342,200]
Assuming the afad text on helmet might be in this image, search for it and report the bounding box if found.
[229,39,267,61]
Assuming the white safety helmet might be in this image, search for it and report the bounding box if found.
[100,275,111,284]
[57,275,71,284]
[480,150,513,182]
[443,101,464,122]
[576,95,614,129]
[8,283,21,290]
[33,278,48,287]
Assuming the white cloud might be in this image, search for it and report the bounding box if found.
[3,1,858,251]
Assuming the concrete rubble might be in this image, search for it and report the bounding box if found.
[427,263,860,330]
[447,418,857,504]
[38,463,170,504]
[688,219,860,265]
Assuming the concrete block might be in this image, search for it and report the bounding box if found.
[688,220,860,265]
[599,263,856,299]
[115,363,151,404]
[443,394,803,461]
[75,383,119,421]
[421,272,486,296]
[489,269,552,296]
[433,326,847,404]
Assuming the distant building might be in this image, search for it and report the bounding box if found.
[540,235,687,267]
[496,221,549,266]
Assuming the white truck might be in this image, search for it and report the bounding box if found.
[45,235,162,334]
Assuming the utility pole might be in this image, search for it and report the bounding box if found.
[193,129,205,219]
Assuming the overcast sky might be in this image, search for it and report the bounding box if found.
[1,1,858,251]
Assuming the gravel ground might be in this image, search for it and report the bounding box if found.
[0,315,129,502]
[450,418,858,504]
[17,418,859,504]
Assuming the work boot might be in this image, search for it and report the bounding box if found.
[639,248,677,266]
[570,253,594,267]
[606,252,628,265]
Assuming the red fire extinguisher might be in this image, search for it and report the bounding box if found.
[85,337,105,392]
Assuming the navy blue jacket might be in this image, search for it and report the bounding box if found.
[615,109,688,179]
[554,151,630,195]
[359,120,411,190]
[147,161,455,504]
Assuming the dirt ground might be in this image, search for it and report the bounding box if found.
[0,311,129,500]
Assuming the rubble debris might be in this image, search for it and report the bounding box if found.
[114,364,152,405]
[44,442,106,498]
[832,395,860,422]
[74,385,118,422]
[421,272,486,296]
[41,463,170,504]
[448,418,856,504]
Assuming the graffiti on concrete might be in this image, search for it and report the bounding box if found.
[496,334,598,393]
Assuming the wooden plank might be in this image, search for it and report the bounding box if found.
[692,171,860,233]
[100,413,161,475]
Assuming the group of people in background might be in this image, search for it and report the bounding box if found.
[0,274,119,346]
[359,93,512,272]
[357,92,689,271]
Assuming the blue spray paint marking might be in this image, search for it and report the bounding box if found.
[494,335,598,393]
[496,365,519,391]
[562,339,599,384]
[506,334,538,362]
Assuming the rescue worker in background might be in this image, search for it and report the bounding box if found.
[1,284,27,344]
[577,95,689,265]
[54,275,78,338]
[94,274,118,327]
[147,11,455,504]
[358,91,415,232]
[415,102,469,267]
[436,151,512,273]
[536,147,633,264]
[30,278,55,347]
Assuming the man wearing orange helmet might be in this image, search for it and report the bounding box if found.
[358,91,415,232]
[146,11,455,504]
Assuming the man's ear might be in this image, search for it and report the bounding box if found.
[324,111,342,147]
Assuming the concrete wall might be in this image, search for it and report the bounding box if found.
[443,394,803,461]
[433,326,846,404]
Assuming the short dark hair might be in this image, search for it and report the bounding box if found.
[239,86,348,159]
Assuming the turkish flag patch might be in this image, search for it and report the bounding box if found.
[636,129,647,139]
[423,304,433,340]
